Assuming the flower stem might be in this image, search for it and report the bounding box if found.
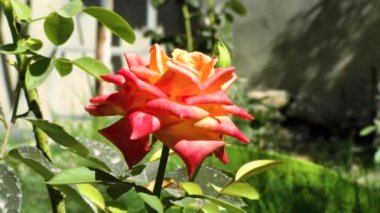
[153,145,170,197]
[182,3,193,51]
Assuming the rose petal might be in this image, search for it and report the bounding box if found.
[202,67,236,92]
[100,117,151,168]
[183,90,233,105]
[128,111,161,140]
[171,140,226,177]
[194,116,249,143]
[118,69,168,98]
[154,61,202,97]
[130,66,161,84]
[146,98,209,120]
[219,105,254,120]
[214,146,229,163]
[101,74,125,86]
[124,53,148,68]
[86,91,128,116]
[149,44,169,74]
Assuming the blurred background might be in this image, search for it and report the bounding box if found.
[1,0,380,212]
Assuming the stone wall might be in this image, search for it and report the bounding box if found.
[234,0,380,130]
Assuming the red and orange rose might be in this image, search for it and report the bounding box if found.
[85,44,253,177]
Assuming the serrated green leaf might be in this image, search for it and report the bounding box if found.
[8,147,97,212]
[180,182,203,195]
[77,184,106,210]
[171,197,202,209]
[235,160,282,181]
[25,57,54,90]
[44,12,74,45]
[9,146,59,179]
[221,182,259,200]
[11,0,31,20]
[225,0,246,16]
[72,57,111,79]
[76,138,128,178]
[56,0,82,18]
[359,125,376,136]
[201,202,219,213]
[26,119,89,156]
[83,6,135,44]
[192,195,246,213]
[25,38,43,51]
[138,192,164,213]
[54,58,73,76]
[47,167,97,185]
[0,164,22,213]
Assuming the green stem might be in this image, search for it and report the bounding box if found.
[2,3,66,212]
[182,4,193,51]
[153,145,170,198]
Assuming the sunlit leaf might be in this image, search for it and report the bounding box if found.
[25,38,43,51]
[221,182,259,200]
[54,58,73,77]
[11,0,31,20]
[106,202,128,213]
[44,12,74,45]
[25,57,54,90]
[77,184,106,210]
[56,0,82,18]
[0,164,22,213]
[0,40,28,54]
[192,195,246,213]
[359,125,376,136]
[171,197,202,209]
[72,57,111,80]
[138,192,164,213]
[201,202,219,213]
[235,160,283,181]
[47,167,97,185]
[169,166,246,207]
[83,6,135,44]
[180,182,203,195]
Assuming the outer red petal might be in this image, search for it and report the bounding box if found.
[99,117,151,168]
[128,111,161,140]
[193,116,249,143]
[171,140,226,177]
[124,53,148,68]
[214,146,229,163]
[183,90,233,105]
[218,105,254,120]
[86,92,128,116]
[101,74,125,86]
[146,98,209,120]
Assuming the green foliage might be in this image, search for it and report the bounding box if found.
[71,57,111,79]
[220,183,259,200]
[54,58,73,77]
[235,160,282,181]
[11,0,31,20]
[25,57,54,90]
[43,12,74,45]
[55,0,83,18]
[83,7,135,44]
[138,192,164,213]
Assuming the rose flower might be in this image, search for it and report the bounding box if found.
[85,44,253,177]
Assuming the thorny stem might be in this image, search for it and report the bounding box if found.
[182,3,193,51]
[2,2,66,212]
